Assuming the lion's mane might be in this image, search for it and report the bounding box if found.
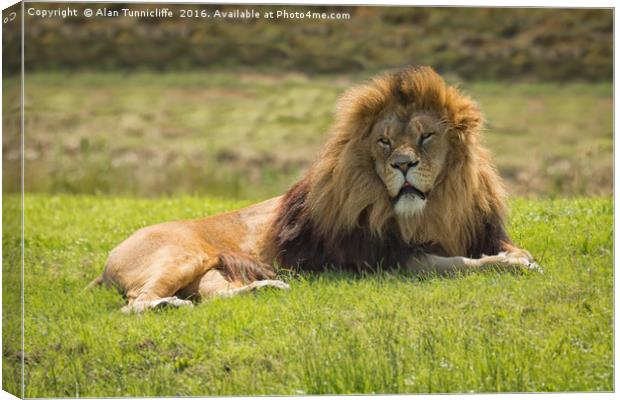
[263,66,510,271]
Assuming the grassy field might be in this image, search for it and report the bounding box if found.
[2,194,613,396]
[3,73,612,198]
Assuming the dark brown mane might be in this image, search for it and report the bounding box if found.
[267,175,511,272]
[268,176,425,272]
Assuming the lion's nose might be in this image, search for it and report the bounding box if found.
[391,160,419,173]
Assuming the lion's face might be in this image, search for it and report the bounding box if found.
[370,109,449,217]
[304,66,497,254]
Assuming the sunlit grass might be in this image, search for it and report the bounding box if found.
[2,194,613,396]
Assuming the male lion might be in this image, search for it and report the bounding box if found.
[90,66,539,313]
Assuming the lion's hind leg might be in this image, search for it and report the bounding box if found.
[119,250,212,314]
[121,251,286,313]
[122,296,193,314]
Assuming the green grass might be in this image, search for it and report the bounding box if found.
[2,194,613,396]
[3,73,612,198]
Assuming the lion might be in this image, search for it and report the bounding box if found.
[89,66,540,313]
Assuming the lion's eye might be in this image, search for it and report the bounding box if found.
[377,137,391,149]
[420,132,434,145]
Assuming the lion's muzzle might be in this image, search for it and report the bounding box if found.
[391,183,428,203]
[397,184,427,200]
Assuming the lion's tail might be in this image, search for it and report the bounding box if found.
[85,275,104,290]
[217,252,277,283]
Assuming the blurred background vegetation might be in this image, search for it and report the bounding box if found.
[5,6,612,80]
[2,5,613,199]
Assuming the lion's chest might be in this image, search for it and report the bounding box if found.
[276,221,423,272]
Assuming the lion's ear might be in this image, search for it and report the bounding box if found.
[343,80,391,115]
[445,87,484,138]
[334,81,391,138]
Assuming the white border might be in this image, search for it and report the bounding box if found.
[0,1,615,400]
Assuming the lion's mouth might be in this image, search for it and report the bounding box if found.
[394,183,428,201]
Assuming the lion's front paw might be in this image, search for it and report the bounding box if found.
[268,280,292,290]
[150,296,194,310]
[483,253,543,274]
[510,250,543,274]
[527,261,543,273]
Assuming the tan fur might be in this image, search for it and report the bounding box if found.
[304,66,505,255]
[90,66,538,313]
